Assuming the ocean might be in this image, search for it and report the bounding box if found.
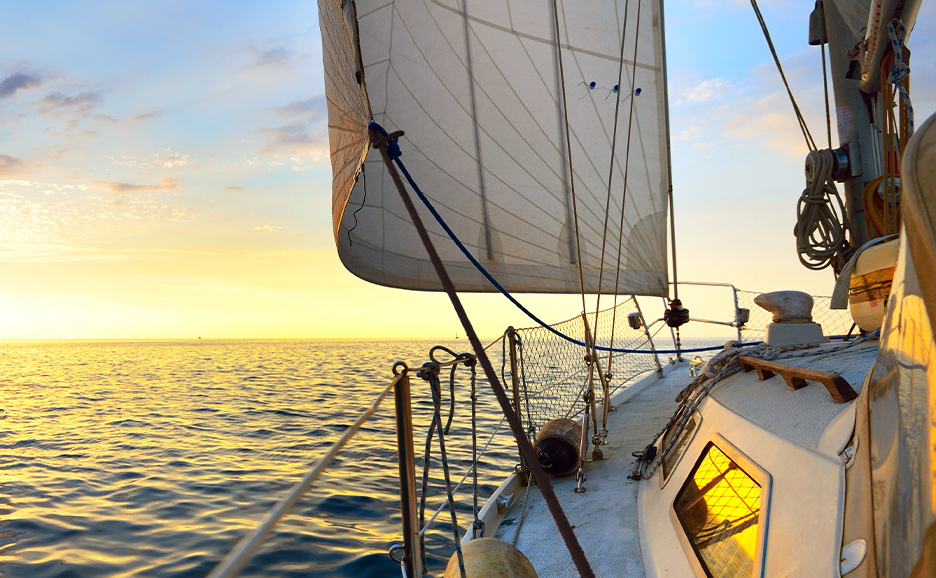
[0,338,718,577]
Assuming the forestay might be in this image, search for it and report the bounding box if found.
[321,0,670,295]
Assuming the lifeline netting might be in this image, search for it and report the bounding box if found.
[503,296,660,431]
[493,289,855,430]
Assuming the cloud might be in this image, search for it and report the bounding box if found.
[675,78,732,106]
[272,95,327,119]
[130,111,162,122]
[225,186,245,192]
[109,149,189,169]
[669,49,832,158]
[90,113,119,125]
[0,155,28,176]
[93,176,181,194]
[256,123,329,161]
[0,72,41,99]
[253,224,284,232]
[247,45,297,69]
[0,178,190,263]
[41,91,102,113]
[256,94,329,165]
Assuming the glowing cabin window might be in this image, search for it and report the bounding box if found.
[674,442,763,577]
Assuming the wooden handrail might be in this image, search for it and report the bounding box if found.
[738,356,858,403]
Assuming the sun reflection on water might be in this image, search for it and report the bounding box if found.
[0,340,520,577]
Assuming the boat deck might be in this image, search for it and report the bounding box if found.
[494,362,694,577]
[489,338,880,577]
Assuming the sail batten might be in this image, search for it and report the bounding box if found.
[321,0,670,296]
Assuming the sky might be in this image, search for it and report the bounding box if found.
[1,0,934,340]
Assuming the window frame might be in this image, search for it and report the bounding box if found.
[668,434,772,578]
[659,409,702,489]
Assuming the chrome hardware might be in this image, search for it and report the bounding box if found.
[496,492,516,513]
[689,356,704,377]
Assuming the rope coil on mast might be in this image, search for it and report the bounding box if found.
[795,149,849,271]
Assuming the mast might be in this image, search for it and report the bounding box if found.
[818,0,875,247]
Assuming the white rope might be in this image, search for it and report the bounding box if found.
[795,149,848,271]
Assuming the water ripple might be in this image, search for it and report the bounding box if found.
[0,339,523,576]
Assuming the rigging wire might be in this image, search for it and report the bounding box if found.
[550,0,591,338]
[605,0,644,369]
[368,123,598,578]
[750,0,817,152]
[593,0,633,321]
[366,121,725,355]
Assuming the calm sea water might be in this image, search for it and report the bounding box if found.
[0,339,534,577]
[0,337,718,577]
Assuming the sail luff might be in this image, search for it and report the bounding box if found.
[657,0,677,297]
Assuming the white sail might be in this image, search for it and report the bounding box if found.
[321,0,670,296]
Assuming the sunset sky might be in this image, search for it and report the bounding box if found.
[1,1,934,340]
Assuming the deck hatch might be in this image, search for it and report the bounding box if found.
[673,440,767,577]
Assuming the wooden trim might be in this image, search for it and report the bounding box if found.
[738,356,858,403]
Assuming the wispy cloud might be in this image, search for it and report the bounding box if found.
[110,148,190,169]
[246,44,297,69]
[130,110,162,122]
[674,78,732,106]
[253,224,284,232]
[93,176,181,194]
[0,155,28,176]
[272,96,326,119]
[40,90,102,115]
[669,50,828,157]
[225,186,245,192]
[0,72,41,99]
[257,95,329,167]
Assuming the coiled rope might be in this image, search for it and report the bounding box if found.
[795,149,849,271]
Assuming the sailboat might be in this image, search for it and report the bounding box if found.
[209,0,935,576]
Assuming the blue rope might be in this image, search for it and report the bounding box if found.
[370,121,737,355]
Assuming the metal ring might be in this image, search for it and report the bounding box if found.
[392,361,408,376]
[388,544,405,563]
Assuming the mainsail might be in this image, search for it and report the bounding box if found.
[321,0,670,296]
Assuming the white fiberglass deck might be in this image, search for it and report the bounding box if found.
[494,362,694,578]
[490,339,880,577]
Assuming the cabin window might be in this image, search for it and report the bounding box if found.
[674,441,764,577]
[661,412,698,481]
